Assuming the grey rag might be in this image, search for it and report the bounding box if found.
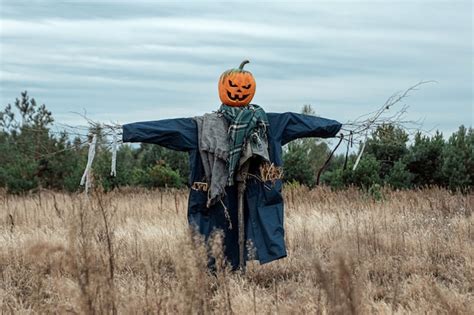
[194,113,230,207]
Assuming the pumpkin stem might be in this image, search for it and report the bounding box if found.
[239,60,250,70]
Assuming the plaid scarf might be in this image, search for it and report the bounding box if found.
[219,104,269,186]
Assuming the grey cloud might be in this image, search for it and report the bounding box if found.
[0,0,472,137]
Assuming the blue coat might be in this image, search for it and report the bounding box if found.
[122,108,341,269]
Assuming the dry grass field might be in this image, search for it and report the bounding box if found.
[0,187,472,314]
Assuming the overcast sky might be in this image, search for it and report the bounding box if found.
[1,0,472,137]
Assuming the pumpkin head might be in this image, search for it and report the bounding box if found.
[218,60,256,107]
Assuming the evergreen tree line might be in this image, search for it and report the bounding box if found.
[1,92,472,194]
[319,124,473,192]
[285,108,473,192]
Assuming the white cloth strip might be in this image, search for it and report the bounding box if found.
[111,128,118,176]
[353,131,368,171]
[80,134,97,194]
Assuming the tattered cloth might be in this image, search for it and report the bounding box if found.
[218,104,270,186]
[194,113,230,207]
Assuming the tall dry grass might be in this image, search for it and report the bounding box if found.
[0,186,472,314]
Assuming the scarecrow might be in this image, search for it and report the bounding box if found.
[122,60,341,270]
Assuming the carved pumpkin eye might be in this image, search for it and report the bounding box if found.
[228,80,237,87]
[242,84,252,90]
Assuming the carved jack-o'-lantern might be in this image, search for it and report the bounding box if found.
[218,60,256,107]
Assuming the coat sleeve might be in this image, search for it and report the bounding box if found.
[122,118,198,151]
[267,112,342,145]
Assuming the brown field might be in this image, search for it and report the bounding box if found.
[0,187,472,314]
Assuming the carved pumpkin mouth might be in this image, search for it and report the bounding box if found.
[227,91,250,101]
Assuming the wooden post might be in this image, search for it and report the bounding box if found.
[236,164,249,272]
